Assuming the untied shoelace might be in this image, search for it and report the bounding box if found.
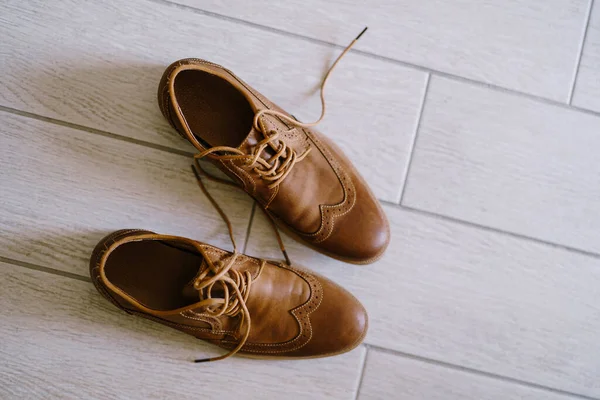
[191,27,367,363]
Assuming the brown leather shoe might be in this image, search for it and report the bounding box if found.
[90,229,368,361]
[157,30,390,264]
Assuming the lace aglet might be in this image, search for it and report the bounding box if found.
[283,249,291,266]
[194,358,211,363]
[355,26,368,41]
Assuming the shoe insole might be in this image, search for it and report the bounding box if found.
[105,240,202,311]
[174,69,254,148]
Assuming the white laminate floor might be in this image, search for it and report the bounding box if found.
[1,1,599,399]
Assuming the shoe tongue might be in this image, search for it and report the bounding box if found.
[238,115,287,157]
[181,259,208,303]
[181,259,226,304]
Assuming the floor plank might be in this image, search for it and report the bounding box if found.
[403,76,600,254]
[359,349,584,400]
[3,1,600,398]
[0,111,253,276]
[0,0,427,201]
[245,205,600,397]
[0,262,365,399]
[173,0,590,101]
[572,1,600,111]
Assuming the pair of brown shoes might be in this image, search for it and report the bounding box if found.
[90,29,390,362]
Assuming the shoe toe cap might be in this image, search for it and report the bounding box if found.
[290,273,368,357]
[318,190,390,264]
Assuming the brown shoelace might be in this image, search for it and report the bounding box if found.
[190,28,367,362]
[186,176,264,362]
[192,250,266,363]
[193,27,367,193]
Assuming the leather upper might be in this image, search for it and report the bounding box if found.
[158,59,390,264]
[90,230,368,359]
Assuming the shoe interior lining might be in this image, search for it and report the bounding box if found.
[174,69,254,148]
[104,240,201,311]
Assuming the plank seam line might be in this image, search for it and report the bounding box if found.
[2,104,600,261]
[1,255,598,399]
[0,255,90,282]
[397,73,430,204]
[353,345,369,400]
[569,0,595,105]
[149,0,600,115]
[369,344,599,400]
[390,202,600,261]
[0,105,195,158]
[242,203,257,254]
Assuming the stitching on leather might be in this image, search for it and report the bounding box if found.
[230,270,320,354]
[295,130,357,243]
[245,81,356,244]
[180,310,225,332]
[234,163,257,195]
[166,61,355,244]
[129,310,217,334]
[161,69,186,137]
[180,311,212,323]
[245,117,356,244]
[218,264,322,354]
[91,229,149,312]
[93,230,327,355]
[221,160,252,194]
[92,231,247,338]
[201,247,261,279]
[201,247,260,267]
[265,184,278,209]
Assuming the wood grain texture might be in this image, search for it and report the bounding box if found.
[174,0,589,101]
[0,262,365,399]
[3,1,600,398]
[573,1,600,111]
[403,76,600,254]
[245,205,600,397]
[0,0,427,201]
[0,111,253,276]
[359,349,582,400]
